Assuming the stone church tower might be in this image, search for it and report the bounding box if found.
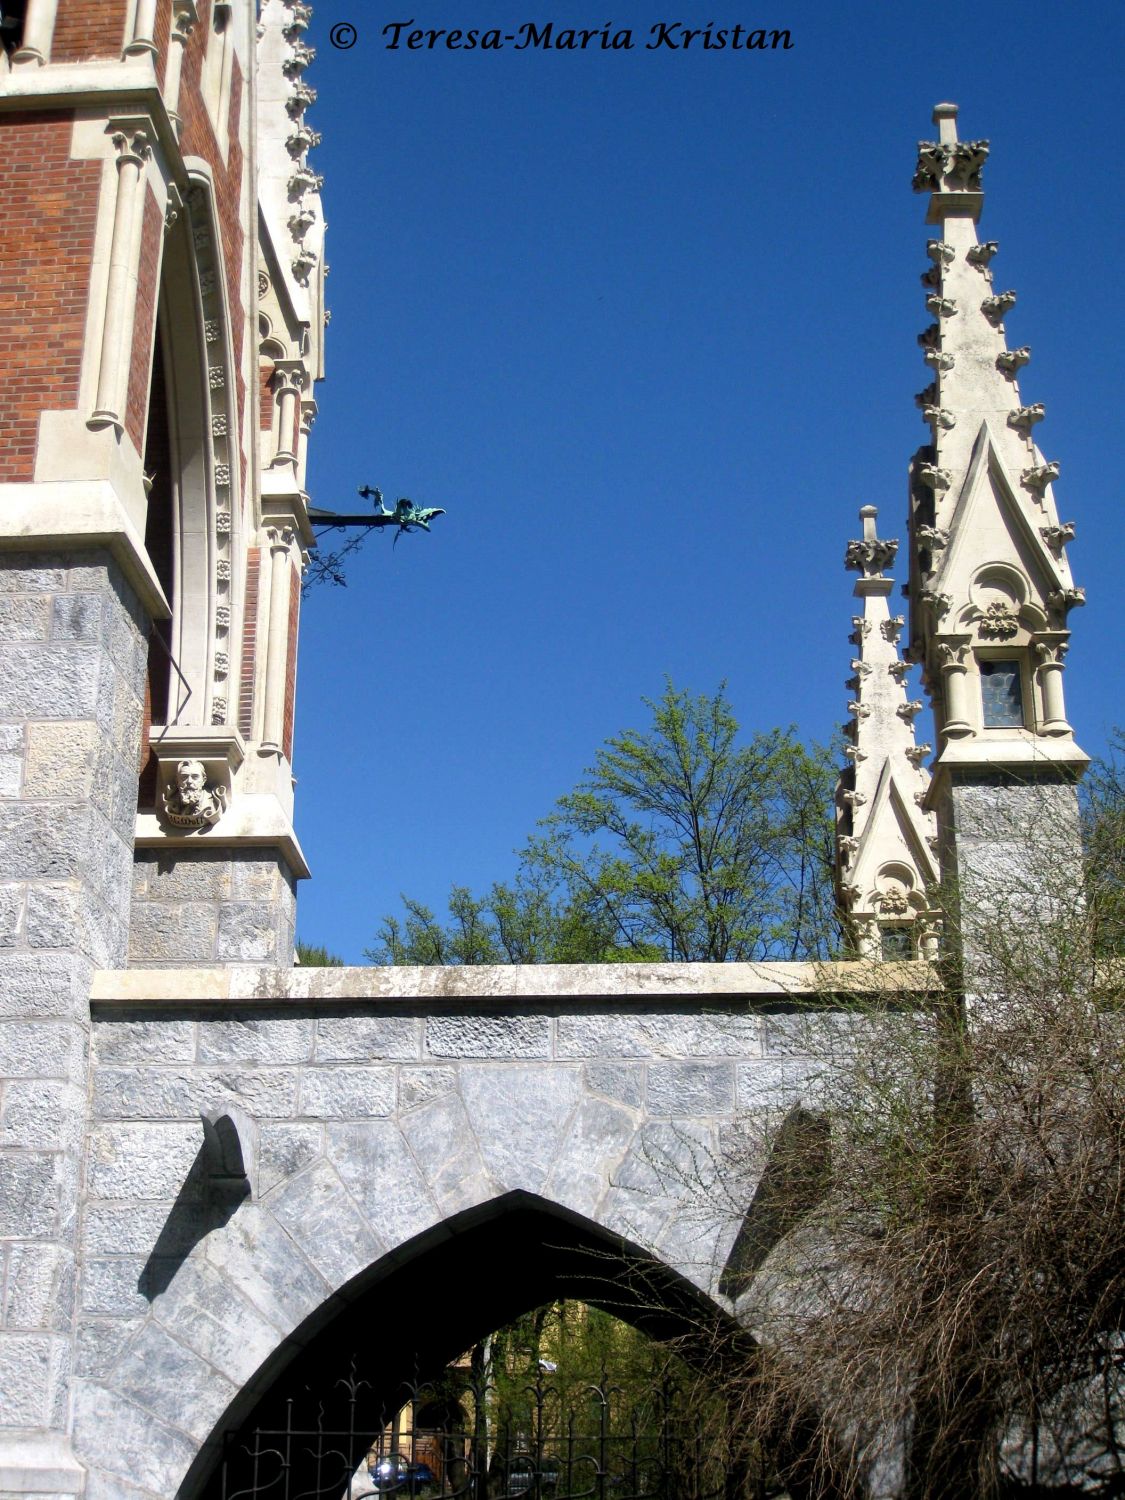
[0,20,1092,1494]
[0,1,322,1489]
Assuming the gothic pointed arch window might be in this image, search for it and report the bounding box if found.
[138,181,240,805]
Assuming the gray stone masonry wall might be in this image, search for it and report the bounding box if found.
[939,773,1086,968]
[72,979,868,1500]
[130,851,297,968]
[0,550,148,1488]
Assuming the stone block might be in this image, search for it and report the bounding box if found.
[80,1258,150,1317]
[2,1081,83,1152]
[147,1256,282,1390]
[84,1465,163,1500]
[229,857,287,901]
[556,1009,763,1059]
[298,1066,396,1119]
[92,1065,299,1121]
[399,1093,489,1212]
[0,804,93,882]
[397,1066,456,1112]
[85,1123,202,1200]
[326,1121,438,1249]
[201,1204,331,1332]
[0,557,67,593]
[316,1015,420,1062]
[216,902,283,963]
[0,1021,81,1080]
[584,1061,644,1108]
[49,594,103,643]
[646,1062,735,1117]
[258,1122,323,1196]
[0,1332,56,1426]
[112,1320,238,1444]
[82,1203,187,1258]
[0,595,50,641]
[0,748,21,798]
[425,1013,550,1058]
[131,852,232,902]
[0,885,23,946]
[0,1154,60,1236]
[92,1019,196,1064]
[127,903,217,964]
[762,1011,863,1058]
[459,1065,582,1193]
[24,716,101,802]
[735,1058,820,1111]
[196,1016,315,1064]
[74,1315,144,1380]
[544,1095,638,1220]
[71,1380,198,1499]
[266,1160,384,1288]
[1,1244,74,1331]
[0,644,101,721]
[24,885,81,951]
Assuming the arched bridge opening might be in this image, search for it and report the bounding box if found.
[188,1193,758,1500]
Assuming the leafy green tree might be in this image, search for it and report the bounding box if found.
[296,940,345,966]
[370,682,839,965]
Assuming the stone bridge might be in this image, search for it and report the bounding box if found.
[65,960,926,1499]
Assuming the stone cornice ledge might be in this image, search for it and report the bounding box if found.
[92,959,941,1008]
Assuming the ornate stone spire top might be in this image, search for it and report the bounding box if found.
[906,104,1086,776]
[836,506,939,960]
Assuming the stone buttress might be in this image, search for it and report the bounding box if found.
[907,103,1087,938]
[836,506,939,960]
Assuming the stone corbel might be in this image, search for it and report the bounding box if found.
[150,726,246,831]
[967,241,999,268]
[996,346,1030,376]
[926,239,955,266]
[923,350,955,372]
[982,292,1017,325]
[201,1105,258,1199]
[925,295,957,319]
[1039,522,1075,555]
[1021,461,1059,495]
[1008,404,1045,434]
[922,406,956,430]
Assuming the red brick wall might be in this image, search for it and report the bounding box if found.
[154,0,172,89]
[282,561,300,761]
[0,112,100,482]
[238,548,260,740]
[126,186,164,453]
[52,0,127,61]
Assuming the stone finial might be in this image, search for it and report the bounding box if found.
[845,506,898,576]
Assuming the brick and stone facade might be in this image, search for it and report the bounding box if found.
[0,32,1091,1500]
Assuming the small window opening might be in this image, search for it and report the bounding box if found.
[880,924,913,961]
[0,0,27,56]
[980,658,1024,728]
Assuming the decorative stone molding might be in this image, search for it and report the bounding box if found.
[1008,403,1045,433]
[977,600,1020,639]
[1032,632,1072,735]
[922,590,953,619]
[914,383,937,410]
[926,239,955,265]
[200,1105,258,1198]
[162,759,228,829]
[887,660,908,682]
[922,349,955,371]
[292,247,318,286]
[967,240,999,268]
[916,524,949,550]
[88,122,154,434]
[847,702,871,721]
[913,139,990,193]
[1040,522,1076,554]
[917,323,941,352]
[845,538,898,574]
[287,81,318,115]
[897,701,924,722]
[837,836,858,865]
[880,615,904,642]
[905,744,932,768]
[935,635,973,737]
[1047,586,1086,613]
[150,728,244,830]
[996,346,1030,375]
[982,291,1017,324]
[1021,461,1060,493]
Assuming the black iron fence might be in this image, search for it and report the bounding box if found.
[216,1370,745,1500]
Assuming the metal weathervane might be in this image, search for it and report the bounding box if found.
[308,485,446,547]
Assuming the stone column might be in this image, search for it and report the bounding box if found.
[936,637,973,737]
[123,0,158,57]
[270,365,306,466]
[1034,636,1071,736]
[260,526,296,752]
[0,549,149,1494]
[163,2,198,134]
[10,0,58,65]
[89,126,152,435]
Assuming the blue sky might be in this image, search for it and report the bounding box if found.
[293,0,1125,962]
